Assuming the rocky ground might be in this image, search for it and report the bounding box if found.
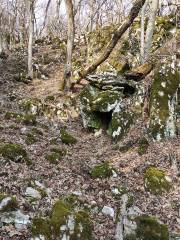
[0,45,179,240]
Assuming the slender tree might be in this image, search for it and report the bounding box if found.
[27,0,35,79]
[144,0,159,61]
[140,0,148,63]
[64,0,75,90]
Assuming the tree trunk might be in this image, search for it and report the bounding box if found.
[64,0,75,90]
[76,0,146,83]
[28,0,34,79]
[140,0,148,64]
[40,0,51,36]
[144,0,159,61]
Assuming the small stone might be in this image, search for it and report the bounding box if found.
[25,187,41,199]
[94,129,102,137]
[102,206,114,218]
[1,210,30,229]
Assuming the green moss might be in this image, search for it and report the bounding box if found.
[4,111,36,126]
[4,112,23,120]
[45,152,62,164]
[49,137,58,145]
[31,217,52,240]
[31,127,43,136]
[0,143,31,165]
[91,90,122,112]
[118,141,135,152]
[19,98,42,115]
[60,129,77,144]
[0,195,18,212]
[73,210,93,240]
[51,199,92,239]
[9,125,19,130]
[124,234,137,240]
[144,166,172,195]
[45,95,55,101]
[50,147,67,156]
[127,195,134,208]
[26,133,37,145]
[23,114,37,125]
[51,200,71,236]
[135,215,169,240]
[90,162,114,179]
[138,137,149,155]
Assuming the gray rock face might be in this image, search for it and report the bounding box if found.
[149,55,180,140]
[25,187,41,199]
[79,74,136,140]
[0,210,30,230]
[102,206,115,218]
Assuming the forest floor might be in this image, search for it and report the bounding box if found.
[0,45,179,239]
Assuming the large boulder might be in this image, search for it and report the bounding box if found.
[79,74,136,139]
[149,56,179,140]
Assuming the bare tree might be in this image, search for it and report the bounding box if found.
[27,0,35,79]
[140,0,148,63]
[75,0,146,83]
[64,0,75,90]
[144,0,159,61]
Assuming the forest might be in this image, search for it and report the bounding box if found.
[0,0,179,239]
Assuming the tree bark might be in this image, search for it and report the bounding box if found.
[76,0,146,83]
[140,0,148,63]
[28,0,34,79]
[40,0,52,36]
[64,0,75,90]
[144,0,159,61]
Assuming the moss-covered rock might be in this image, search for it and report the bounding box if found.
[124,215,169,240]
[80,109,103,130]
[138,137,149,155]
[144,166,172,195]
[31,197,93,240]
[19,98,42,115]
[51,200,92,239]
[31,217,52,240]
[45,152,62,164]
[135,215,169,240]
[149,56,180,140]
[0,143,31,165]
[91,90,122,112]
[0,195,18,212]
[90,162,115,179]
[107,105,134,141]
[60,129,77,144]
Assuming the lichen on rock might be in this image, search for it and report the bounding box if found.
[144,166,172,195]
[149,55,179,140]
[107,103,135,141]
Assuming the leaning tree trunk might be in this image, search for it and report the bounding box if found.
[144,0,159,61]
[28,0,34,79]
[75,0,146,85]
[64,0,75,90]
